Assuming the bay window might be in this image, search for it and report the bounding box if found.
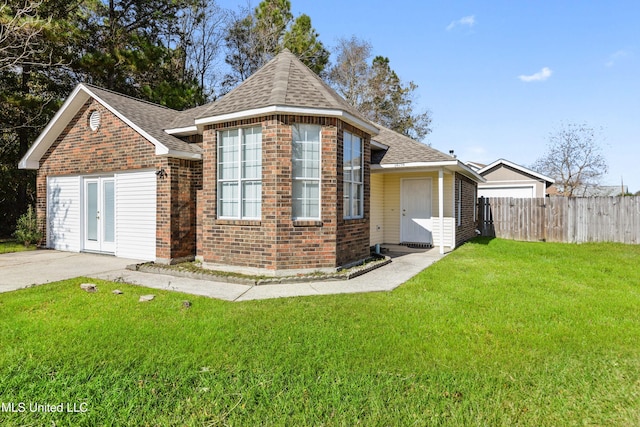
[218,126,262,219]
[292,124,321,219]
[343,131,363,219]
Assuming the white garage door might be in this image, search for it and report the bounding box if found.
[115,170,157,261]
[478,185,535,199]
[47,176,81,252]
[47,171,156,261]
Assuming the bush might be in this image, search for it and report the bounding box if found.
[13,205,42,247]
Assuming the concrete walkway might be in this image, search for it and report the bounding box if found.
[0,247,447,301]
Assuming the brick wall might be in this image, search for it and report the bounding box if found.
[336,122,371,266]
[200,115,371,271]
[455,172,478,247]
[37,98,201,262]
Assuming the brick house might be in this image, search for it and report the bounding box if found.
[19,49,483,274]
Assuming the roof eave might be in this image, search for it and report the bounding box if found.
[479,158,554,184]
[161,150,202,160]
[372,160,486,182]
[164,125,199,136]
[195,105,379,136]
[19,84,89,169]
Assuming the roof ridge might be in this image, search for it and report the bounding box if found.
[269,52,290,104]
[82,83,177,112]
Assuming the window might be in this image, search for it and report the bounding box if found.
[292,124,321,219]
[218,126,262,219]
[343,131,363,219]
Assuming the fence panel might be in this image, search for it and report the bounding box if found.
[479,196,640,244]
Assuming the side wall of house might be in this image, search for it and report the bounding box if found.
[455,172,478,247]
[482,165,546,197]
[370,174,385,246]
[199,115,370,271]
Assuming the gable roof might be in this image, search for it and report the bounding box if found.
[478,159,554,184]
[19,83,201,169]
[190,49,378,135]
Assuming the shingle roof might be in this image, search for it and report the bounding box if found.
[194,49,371,125]
[372,124,454,164]
[85,84,202,155]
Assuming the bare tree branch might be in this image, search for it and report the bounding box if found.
[533,122,608,197]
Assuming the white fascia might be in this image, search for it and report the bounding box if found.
[159,150,202,160]
[371,140,389,150]
[479,158,555,184]
[81,85,172,157]
[164,125,198,136]
[372,160,486,182]
[195,105,380,136]
[19,84,89,169]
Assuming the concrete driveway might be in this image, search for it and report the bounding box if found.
[0,250,142,293]
[0,246,447,300]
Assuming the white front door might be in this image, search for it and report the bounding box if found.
[84,177,115,253]
[401,178,433,244]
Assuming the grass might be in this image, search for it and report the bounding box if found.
[0,240,37,254]
[0,238,639,425]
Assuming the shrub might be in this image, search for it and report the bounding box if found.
[13,205,42,247]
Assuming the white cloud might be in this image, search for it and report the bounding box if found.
[446,15,476,31]
[605,50,629,67]
[518,67,553,82]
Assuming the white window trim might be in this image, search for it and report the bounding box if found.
[343,131,364,219]
[292,124,322,221]
[217,126,262,220]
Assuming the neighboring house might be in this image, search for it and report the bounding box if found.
[19,49,483,274]
[469,159,554,198]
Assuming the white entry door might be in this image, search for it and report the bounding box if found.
[401,178,433,244]
[84,177,115,253]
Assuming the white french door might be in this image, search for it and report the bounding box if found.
[84,177,115,253]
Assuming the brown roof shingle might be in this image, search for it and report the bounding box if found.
[194,49,370,124]
[372,125,454,165]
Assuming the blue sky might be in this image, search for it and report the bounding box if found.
[221,1,640,192]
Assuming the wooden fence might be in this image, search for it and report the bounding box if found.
[478,196,640,244]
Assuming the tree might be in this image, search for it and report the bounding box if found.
[282,14,328,75]
[327,37,432,141]
[0,0,79,237]
[76,0,203,109]
[180,0,229,101]
[532,123,608,197]
[222,0,328,91]
[326,36,372,108]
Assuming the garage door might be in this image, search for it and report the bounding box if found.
[47,171,156,261]
[47,176,81,252]
[115,170,157,261]
[478,185,535,198]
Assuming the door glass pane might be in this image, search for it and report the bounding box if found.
[87,182,98,241]
[103,180,115,243]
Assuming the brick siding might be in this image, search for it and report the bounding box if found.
[455,172,479,246]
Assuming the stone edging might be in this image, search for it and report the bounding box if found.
[127,256,392,286]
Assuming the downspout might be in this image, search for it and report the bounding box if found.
[439,168,444,254]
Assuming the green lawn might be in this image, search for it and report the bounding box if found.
[0,240,37,254]
[1,238,639,426]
